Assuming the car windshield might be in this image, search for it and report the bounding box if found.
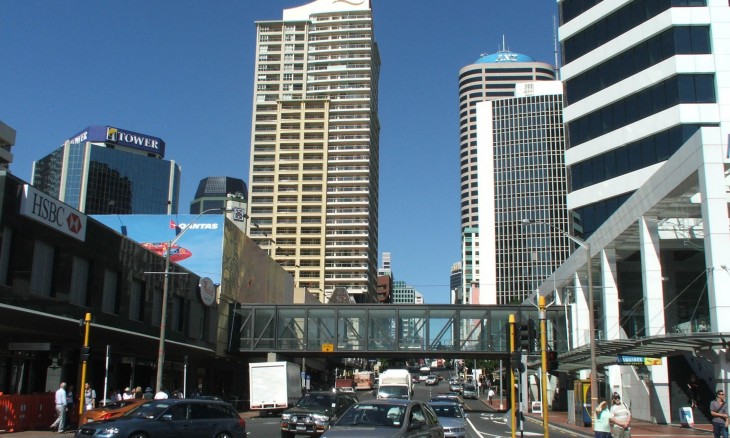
[124,401,173,419]
[464,384,476,391]
[431,405,463,418]
[336,403,404,428]
[379,386,409,398]
[295,394,334,409]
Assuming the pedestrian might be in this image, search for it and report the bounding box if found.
[134,386,143,399]
[84,382,97,412]
[65,384,75,430]
[487,388,495,406]
[122,387,134,400]
[710,389,729,438]
[594,400,615,438]
[155,386,169,399]
[143,386,154,399]
[688,375,700,408]
[49,382,67,433]
[610,393,631,438]
[110,389,121,402]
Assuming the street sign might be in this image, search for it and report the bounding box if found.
[321,343,334,352]
[617,355,662,365]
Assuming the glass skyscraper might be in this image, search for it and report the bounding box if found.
[32,125,180,214]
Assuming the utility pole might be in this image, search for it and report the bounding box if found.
[79,313,92,416]
[510,314,517,438]
[539,296,550,438]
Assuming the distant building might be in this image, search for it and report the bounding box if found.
[32,125,180,214]
[392,280,422,304]
[458,47,557,306]
[0,121,16,171]
[450,262,462,304]
[190,176,248,231]
[377,252,393,303]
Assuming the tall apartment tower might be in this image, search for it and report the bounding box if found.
[477,81,570,304]
[32,125,180,214]
[247,0,380,303]
[559,0,726,236]
[457,49,556,304]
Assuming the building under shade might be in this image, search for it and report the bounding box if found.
[32,125,180,214]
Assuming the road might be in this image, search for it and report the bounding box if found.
[245,376,582,438]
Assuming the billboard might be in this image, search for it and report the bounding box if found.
[93,214,223,284]
[67,125,166,157]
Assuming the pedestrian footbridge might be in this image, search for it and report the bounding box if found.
[227,304,568,359]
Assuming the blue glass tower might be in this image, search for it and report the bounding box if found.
[32,125,180,214]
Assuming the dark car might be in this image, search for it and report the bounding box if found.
[281,391,358,437]
[321,399,444,437]
[461,383,477,399]
[74,398,245,438]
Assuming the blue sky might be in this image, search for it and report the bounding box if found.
[2,0,559,304]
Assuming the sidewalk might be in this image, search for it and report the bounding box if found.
[483,397,715,438]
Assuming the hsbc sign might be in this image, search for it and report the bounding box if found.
[20,185,87,242]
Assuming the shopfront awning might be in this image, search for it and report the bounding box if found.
[549,332,729,372]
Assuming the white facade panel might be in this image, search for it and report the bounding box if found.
[567,163,662,210]
[475,101,496,305]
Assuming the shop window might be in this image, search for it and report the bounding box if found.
[102,269,120,315]
[30,240,54,297]
[129,280,145,322]
[70,256,90,306]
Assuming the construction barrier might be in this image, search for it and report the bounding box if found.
[0,393,61,433]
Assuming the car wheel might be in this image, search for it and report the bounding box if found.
[281,431,295,438]
[259,410,268,417]
[128,433,148,438]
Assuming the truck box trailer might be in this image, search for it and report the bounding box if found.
[249,361,301,417]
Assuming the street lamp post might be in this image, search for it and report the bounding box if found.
[521,219,597,417]
[154,208,221,393]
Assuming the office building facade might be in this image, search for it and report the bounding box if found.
[190,176,249,232]
[477,82,570,304]
[32,125,180,214]
[541,0,730,422]
[457,51,558,305]
[247,0,381,303]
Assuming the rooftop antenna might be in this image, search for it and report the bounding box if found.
[502,34,506,52]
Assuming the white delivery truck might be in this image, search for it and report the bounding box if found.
[249,361,302,417]
[377,369,413,400]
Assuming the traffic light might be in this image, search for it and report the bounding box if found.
[518,319,537,353]
[80,346,90,362]
[547,350,559,373]
[510,350,525,373]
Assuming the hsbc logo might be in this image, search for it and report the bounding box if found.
[67,213,83,234]
[20,185,87,242]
